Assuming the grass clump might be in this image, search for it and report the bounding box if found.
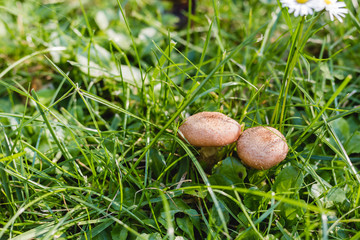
[1,0,360,239]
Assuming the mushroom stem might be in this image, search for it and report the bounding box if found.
[199,146,219,159]
[198,146,223,174]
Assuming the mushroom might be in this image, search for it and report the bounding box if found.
[236,126,288,170]
[178,112,243,173]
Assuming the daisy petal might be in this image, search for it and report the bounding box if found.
[325,0,348,22]
[280,0,319,17]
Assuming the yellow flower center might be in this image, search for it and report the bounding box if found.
[324,0,332,4]
[296,0,309,3]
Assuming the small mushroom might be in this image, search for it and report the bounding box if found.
[236,126,288,170]
[178,112,243,173]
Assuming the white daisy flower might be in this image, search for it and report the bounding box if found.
[323,0,349,22]
[280,0,322,17]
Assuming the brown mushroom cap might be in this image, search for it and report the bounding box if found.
[236,126,288,170]
[178,112,243,147]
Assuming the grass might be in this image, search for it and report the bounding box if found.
[1,0,360,239]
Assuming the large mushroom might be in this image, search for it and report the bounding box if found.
[178,112,243,173]
[236,126,288,170]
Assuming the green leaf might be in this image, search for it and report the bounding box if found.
[346,131,360,155]
[149,148,166,178]
[273,166,304,194]
[183,188,207,199]
[81,219,113,240]
[176,216,195,240]
[264,234,278,240]
[319,62,334,80]
[36,89,57,105]
[279,201,306,221]
[111,187,137,210]
[110,113,121,130]
[158,198,200,233]
[111,225,128,240]
[93,231,112,240]
[330,117,350,143]
[136,233,162,240]
[184,209,201,233]
[328,117,360,155]
[210,201,230,226]
[210,157,247,185]
[0,99,11,112]
[326,188,347,203]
